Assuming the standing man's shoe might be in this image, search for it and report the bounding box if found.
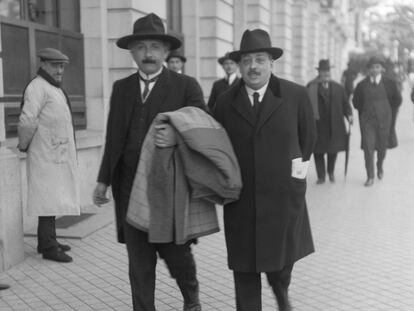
[37,243,71,254]
[364,178,374,187]
[42,250,73,263]
[377,169,383,180]
[328,173,335,183]
[0,283,10,290]
[316,178,325,184]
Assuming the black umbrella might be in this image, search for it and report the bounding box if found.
[344,125,351,179]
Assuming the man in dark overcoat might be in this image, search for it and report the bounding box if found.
[214,29,316,311]
[207,52,239,111]
[92,13,205,311]
[307,59,353,184]
[353,56,402,186]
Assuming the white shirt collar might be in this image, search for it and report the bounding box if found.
[370,74,382,84]
[245,82,269,106]
[227,73,237,85]
[138,67,163,80]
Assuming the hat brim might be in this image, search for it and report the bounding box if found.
[229,47,283,62]
[218,56,232,65]
[166,55,187,63]
[316,66,334,70]
[40,58,69,64]
[116,34,181,50]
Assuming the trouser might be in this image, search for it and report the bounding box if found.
[363,148,386,179]
[37,216,59,253]
[233,264,294,311]
[123,221,200,311]
[314,153,338,180]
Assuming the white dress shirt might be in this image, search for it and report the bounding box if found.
[138,67,163,102]
[244,82,269,106]
[370,74,382,85]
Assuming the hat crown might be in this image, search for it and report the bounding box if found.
[317,59,331,70]
[132,13,166,36]
[37,47,69,63]
[239,29,272,53]
[367,55,385,67]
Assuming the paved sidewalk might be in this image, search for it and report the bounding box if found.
[1,83,414,310]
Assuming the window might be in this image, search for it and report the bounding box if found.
[0,0,85,138]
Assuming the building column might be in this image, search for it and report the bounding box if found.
[233,0,247,49]
[271,0,293,80]
[182,0,201,81]
[80,0,109,131]
[291,0,309,85]
[306,0,320,81]
[247,0,271,31]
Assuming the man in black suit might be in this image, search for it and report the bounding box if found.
[214,29,316,311]
[92,13,205,311]
[353,56,402,186]
[207,52,239,111]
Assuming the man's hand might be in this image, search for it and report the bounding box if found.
[93,182,110,207]
[348,115,354,126]
[154,123,177,148]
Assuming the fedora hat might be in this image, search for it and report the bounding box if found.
[366,55,385,68]
[218,52,235,65]
[166,50,187,63]
[229,29,283,62]
[316,59,333,71]
[116,13,181,50]
[37,48,69,63]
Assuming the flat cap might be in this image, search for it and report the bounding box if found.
[37,48,69,63]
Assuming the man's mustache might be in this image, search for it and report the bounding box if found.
[248,70,260,75]
[142,59,156,64]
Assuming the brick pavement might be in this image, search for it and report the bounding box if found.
[1,83,414,310]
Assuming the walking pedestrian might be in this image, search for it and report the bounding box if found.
[214,28,316,311]
[207,52,239,111]
[92,13,209,311]
[353,55,402,186]
[166,50,186,74]
[307,59,353,184]
[341,61,357,101]
[17,48,78,263]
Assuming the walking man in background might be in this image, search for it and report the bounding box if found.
[92,13,208,311]
[18,48,78,263]
[353,55,402,186]
[166,50,186,74]
[307,59,353,184]
[214,29,316,311]
[207,52,239,111]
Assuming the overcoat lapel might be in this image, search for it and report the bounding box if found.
[146,68,171,120]
[231,86,255,126]
[124,73,141,130]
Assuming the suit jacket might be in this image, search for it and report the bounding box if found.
[97,68,205,243]
[207,76,240,111]
[353,76,402,148]
[214,74,316,272]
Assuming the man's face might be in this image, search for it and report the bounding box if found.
[129,40,169,75]
[167,57,184,73]
[41,61,65,83]
[318,70,331,82]
[222,59,238,76]
[369,63,384,77]
[239,52,272,90]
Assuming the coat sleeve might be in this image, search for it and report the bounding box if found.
[341,86,353,118]
[297,87,316,161]
[386,78,402,108]
[17,81,45,152]
[185,77,206,110]
[352,82,363,111]
[207,82,218,111]
[97,80,120,185]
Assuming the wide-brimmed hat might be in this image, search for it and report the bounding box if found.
[366,55,385,68]
[229,29,283,62]
[116,13,181,50]
[37,48,69,63]
[316,59,333,71]
[218,52,235,65]
[166,50,187,63]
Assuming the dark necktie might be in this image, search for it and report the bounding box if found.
[140,75,158,101]
[253,92,260,115]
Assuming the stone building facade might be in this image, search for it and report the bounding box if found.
[0,0,357,271]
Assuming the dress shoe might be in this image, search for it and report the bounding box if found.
[37,243,71,254]
[364,178,374,187]
[0,283,10,290]
[377,169,383,180]
[316,178,325,184]
[328,173,335,183]
[42,250,73,263]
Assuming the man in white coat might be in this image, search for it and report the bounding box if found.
[18,48,80,263]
